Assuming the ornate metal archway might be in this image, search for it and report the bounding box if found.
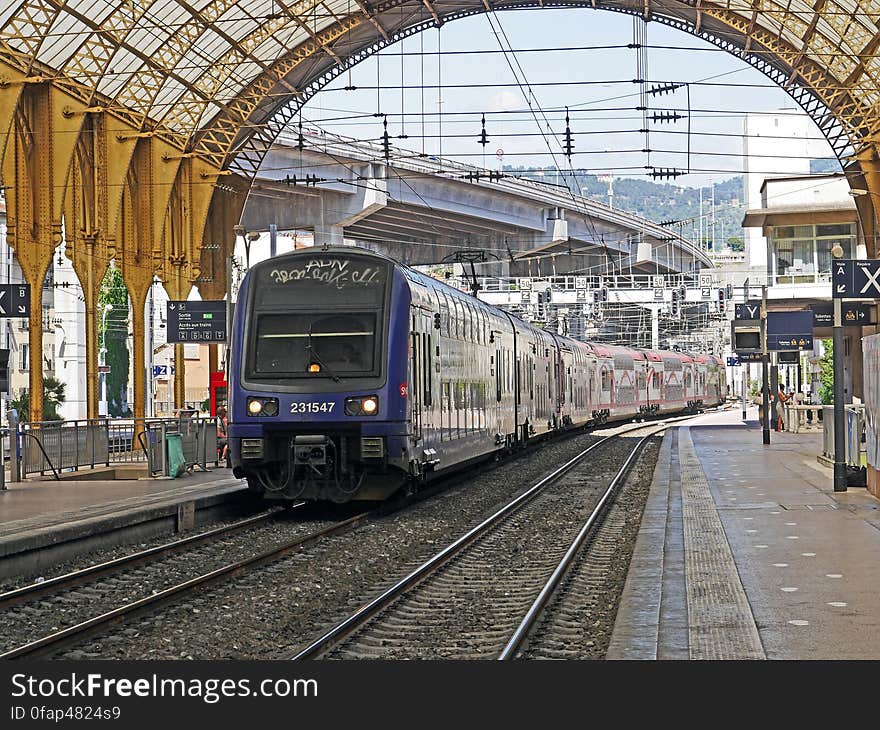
[2,0,880,421]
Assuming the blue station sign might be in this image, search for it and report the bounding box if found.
[167,301,227,343]
[766,311,813,351]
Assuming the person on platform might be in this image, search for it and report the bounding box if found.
[217,406,230,466]
[776,385,791,431]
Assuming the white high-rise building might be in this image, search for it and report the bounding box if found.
[743,110,836,270]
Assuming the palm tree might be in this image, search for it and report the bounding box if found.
[9,374,67,422]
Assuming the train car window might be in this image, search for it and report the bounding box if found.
[439,292,449,333]
[251,312,378,377]
[495,350,502,402]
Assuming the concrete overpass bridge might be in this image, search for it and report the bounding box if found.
[241,129,713,276]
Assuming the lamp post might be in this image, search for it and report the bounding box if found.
[831,243,847,492]
[761,285,770,445]
[99,302,113,418]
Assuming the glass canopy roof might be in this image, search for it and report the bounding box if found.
[1,0,878,153]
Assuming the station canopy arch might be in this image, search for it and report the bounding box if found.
[2,0,880,178]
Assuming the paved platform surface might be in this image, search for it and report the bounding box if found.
[609,407,880,660]
[0,468,246,559]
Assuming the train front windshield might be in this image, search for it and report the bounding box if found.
[245,254,389,383]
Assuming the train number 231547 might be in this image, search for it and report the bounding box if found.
[290,401,335,414]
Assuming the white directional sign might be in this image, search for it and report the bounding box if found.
[653,288,664,302]
[833,259,880,298]
[701,287,711,299]
[0,284,30,317]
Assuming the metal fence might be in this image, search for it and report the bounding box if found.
[822,404,867,468]
[15,416,220,480]
[141,417,218,477]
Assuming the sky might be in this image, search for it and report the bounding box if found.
[295,8,837,189]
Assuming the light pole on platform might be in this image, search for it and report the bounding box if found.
[99,302,113,418]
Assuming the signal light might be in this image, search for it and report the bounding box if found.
[308,363,321,373]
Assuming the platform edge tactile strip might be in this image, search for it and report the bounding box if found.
[605,432,674,660]
[678,427,765,660]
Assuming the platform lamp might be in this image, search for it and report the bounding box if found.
[99,302,113,418]
[831,243,847,492]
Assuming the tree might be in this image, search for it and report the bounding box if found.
[819,339,834,405]
[10,375,66,421]
[98,267,131,417]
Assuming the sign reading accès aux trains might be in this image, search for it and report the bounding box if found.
[166,301,226,343]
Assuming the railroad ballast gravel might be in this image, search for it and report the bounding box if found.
[47,426,660,660]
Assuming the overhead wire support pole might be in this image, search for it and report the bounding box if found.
[833,292,848,492]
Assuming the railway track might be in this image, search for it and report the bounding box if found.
[1,410,711,661]
[290,415,691,660]
[0,505,372,659]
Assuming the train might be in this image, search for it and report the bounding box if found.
[227,246,727,502]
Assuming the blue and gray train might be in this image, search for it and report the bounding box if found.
[228,247,726,502]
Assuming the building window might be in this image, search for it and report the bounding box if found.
[18,344,28,371]
[771,223,855,282]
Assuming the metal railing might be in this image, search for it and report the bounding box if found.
[14,416,221,480]
[822,404,866,469]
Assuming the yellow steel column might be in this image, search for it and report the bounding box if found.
[3,84,86,423]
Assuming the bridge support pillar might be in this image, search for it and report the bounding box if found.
[314,225,345,247]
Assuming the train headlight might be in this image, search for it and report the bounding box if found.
[344,396,379,416]
[247,397,279,416]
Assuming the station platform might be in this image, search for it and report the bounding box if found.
[608,408,880,660]
[0,468,248,578]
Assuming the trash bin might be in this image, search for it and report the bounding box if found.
[165,432,186,478]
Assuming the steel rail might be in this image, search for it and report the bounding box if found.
[0,510,371,660]
[289,415,693,660]
[0,506,301,610]
[497,432,655,660]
